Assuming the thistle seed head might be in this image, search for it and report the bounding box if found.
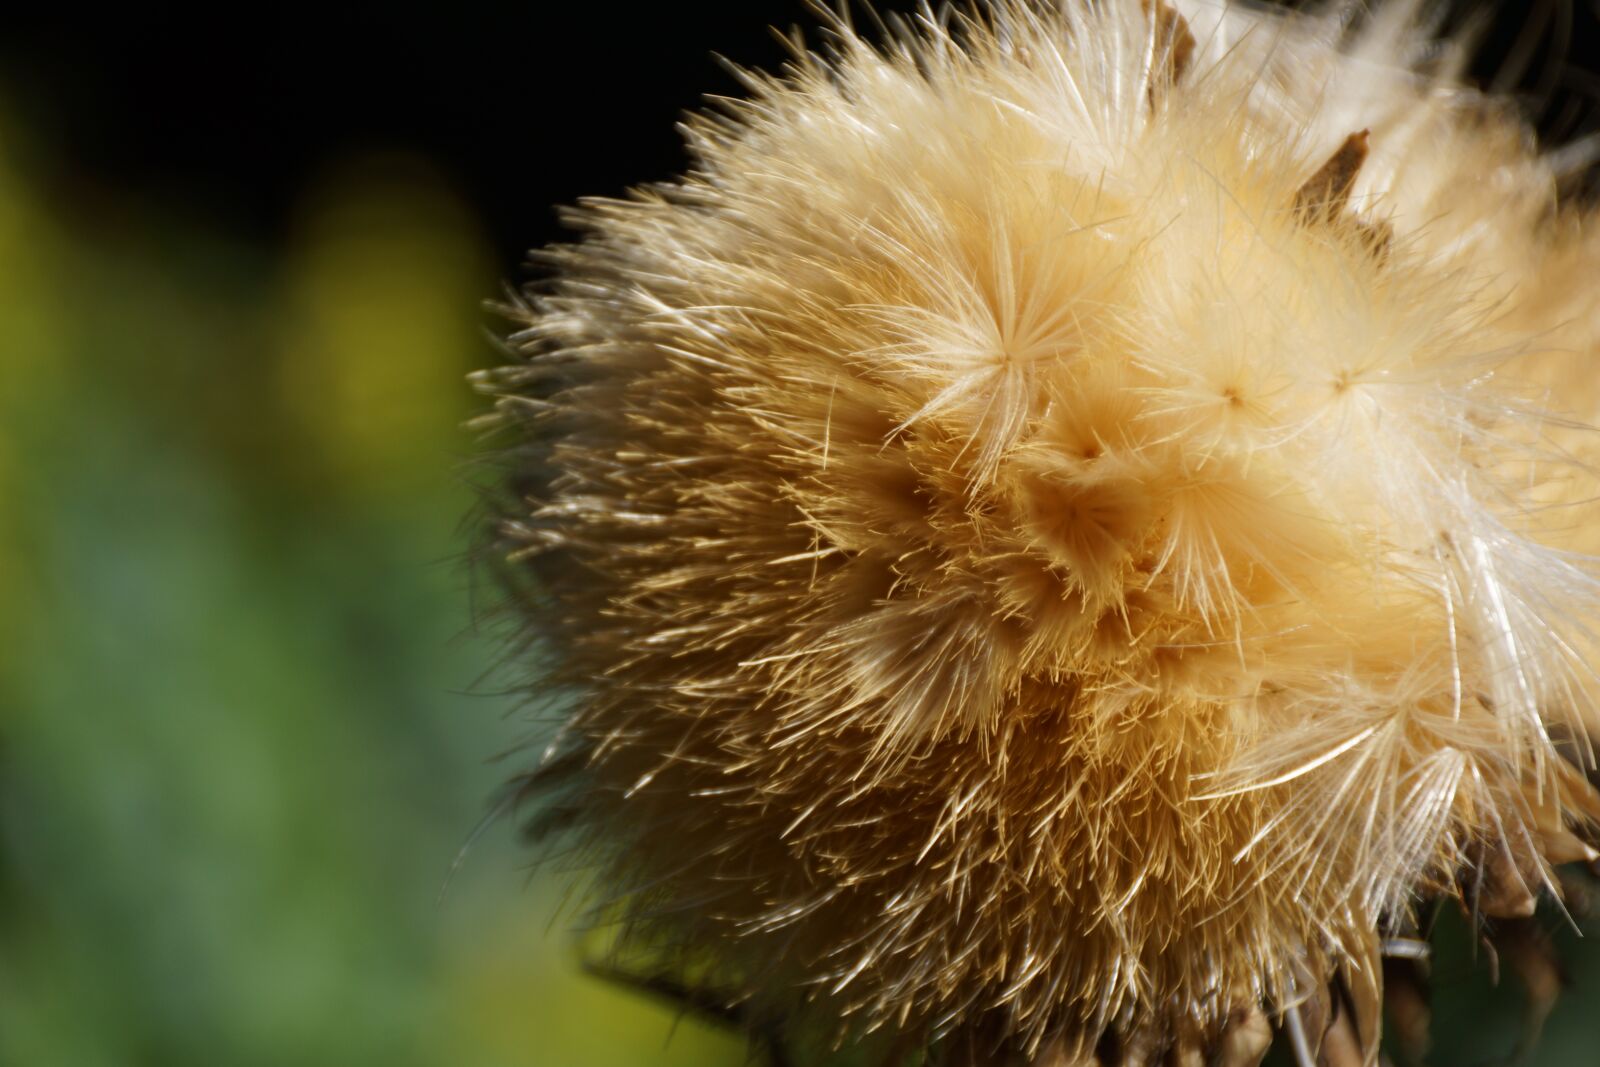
[475,2,1600,1063]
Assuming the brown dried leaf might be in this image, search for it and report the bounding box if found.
[1294,132,1370,223]
[1478,837,1539,920]
[1381,957,1431,1065]
[1493,920,1566,1057]
[1140,0,1195,102]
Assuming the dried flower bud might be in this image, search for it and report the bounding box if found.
[473,2,1600,1063]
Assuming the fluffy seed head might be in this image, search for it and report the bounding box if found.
[475,2,1600,1062]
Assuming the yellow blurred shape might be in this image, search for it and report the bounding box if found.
[0,106,67,677]
[440,899,750,1067]
[277,155,493,497]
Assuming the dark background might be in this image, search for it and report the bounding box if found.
[0,3,821,271]
[0,3,1598,1066]
[6,1,1598,272]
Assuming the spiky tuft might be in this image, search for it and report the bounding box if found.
[474,2,1600,1063]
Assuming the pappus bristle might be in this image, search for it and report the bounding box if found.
[475,2,1600,1064]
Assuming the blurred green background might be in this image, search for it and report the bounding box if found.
[0,44,753,1067]
[0,118,757,1067]
[0,2,1598,1065]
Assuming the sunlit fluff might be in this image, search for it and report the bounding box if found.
[474,2,1600,1063]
